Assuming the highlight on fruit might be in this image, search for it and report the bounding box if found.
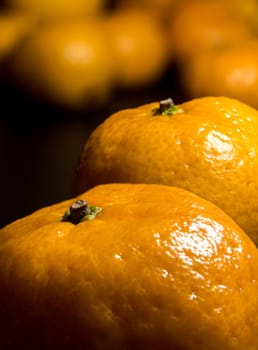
[62,199,102,224]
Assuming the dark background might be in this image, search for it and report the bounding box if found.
[0,65,185,228]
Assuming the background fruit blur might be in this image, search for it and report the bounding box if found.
[1,0,258,228]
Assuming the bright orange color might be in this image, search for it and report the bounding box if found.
[6,18,115,109]
[0,10,38,62]
[115,0,178,21]
[166,0,254,63]
[181,39,258,109]
[3,0,107,18]
[106,9,169,89]
[228,0,258,32]
[1,183,258,349]
[74,96,258,246]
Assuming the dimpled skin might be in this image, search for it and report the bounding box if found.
[74,96,258,246]
[1,183,258,349]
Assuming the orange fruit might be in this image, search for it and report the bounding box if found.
[180,38,258,109]
[114,0,178,22]
[6,18,115,109]
[0,9,38,63]
[1,183,258,349]
[105,8,169,89]
[166,0,254,63]
[227,0,258,33]
[2,0,108,18]
[74,96,258,246]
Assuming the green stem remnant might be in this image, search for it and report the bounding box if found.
[62,199,102,224]
[152,98,184,116]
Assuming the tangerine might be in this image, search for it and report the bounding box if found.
[74,96,258,246]
[180,38,258,109]
[105,8,169,89]
[3,0,107,18]
[6,17,115,109]
[1,183,258,349]
[0,9,38,63]
[166,0,254,63]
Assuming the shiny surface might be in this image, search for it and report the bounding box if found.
[0,66,178,229]
[1,183,258,349]
[74,96,258,246]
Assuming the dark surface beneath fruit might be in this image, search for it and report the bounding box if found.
[0,66,186,228]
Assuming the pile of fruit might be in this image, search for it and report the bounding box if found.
[1,0,258,109]
[2,93,258,348]
[2,1,258,349]
[0,0,169,110]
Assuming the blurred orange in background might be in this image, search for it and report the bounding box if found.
[4,17,116,110]
[113,0,178,22]
[181,38,258,108]
[0,9,38,63]
[1,0,109,18]
[165,0,255,64]
[229,0,258,33]
[106,8,169,90]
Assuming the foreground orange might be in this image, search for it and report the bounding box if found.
[74,96,258,246]
[1,183,258,349]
